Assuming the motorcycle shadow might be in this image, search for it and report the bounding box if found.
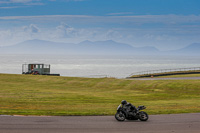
[120,119,149,122]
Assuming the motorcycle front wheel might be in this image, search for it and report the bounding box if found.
[115,112,126,121]
[139,111,148,121]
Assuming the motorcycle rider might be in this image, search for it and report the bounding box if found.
[121,100,137,113]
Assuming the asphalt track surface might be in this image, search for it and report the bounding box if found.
[0,113,200,133]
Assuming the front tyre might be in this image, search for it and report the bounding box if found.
[139,111,148,121]
[115,112,125,121]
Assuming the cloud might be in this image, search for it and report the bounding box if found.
[1,14,200,25]
[0,0,44,7]
[0,0,85,5]
[0,24,42,46]
[23,24,40,33]
[10,0,33,3]
[107,12,134,16]
[0,15,90,20]
[56,23,77,38]
[0,14,200,50]
[56,23,73,30]
[0,0,34,4]
[0,6,22,9]
[49,0,86,1]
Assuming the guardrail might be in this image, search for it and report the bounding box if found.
[129,67,200,77]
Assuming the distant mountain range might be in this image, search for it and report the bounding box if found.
[167,43,200,55]
[0,39,200,55]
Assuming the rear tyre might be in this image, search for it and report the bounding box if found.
[115,112,125,121]
[139,111,148,121]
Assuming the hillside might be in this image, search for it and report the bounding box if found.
[176,43,200,54]
[165,43,200,55]
[0,39,159,55]
[1,39,200,55]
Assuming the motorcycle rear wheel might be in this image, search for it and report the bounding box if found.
[115,112,125,121]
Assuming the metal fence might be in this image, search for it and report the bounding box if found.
[129,67,200,77]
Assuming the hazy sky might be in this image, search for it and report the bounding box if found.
[0,0,200,50]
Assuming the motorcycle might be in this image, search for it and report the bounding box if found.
[115,104,149,121]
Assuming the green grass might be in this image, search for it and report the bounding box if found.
[0,73,200,116]
[155,73,200,78]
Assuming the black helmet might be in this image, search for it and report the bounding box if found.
[121,100,127,105]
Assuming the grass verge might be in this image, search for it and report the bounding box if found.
[0,74,200,116]
[155,73,200,78]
